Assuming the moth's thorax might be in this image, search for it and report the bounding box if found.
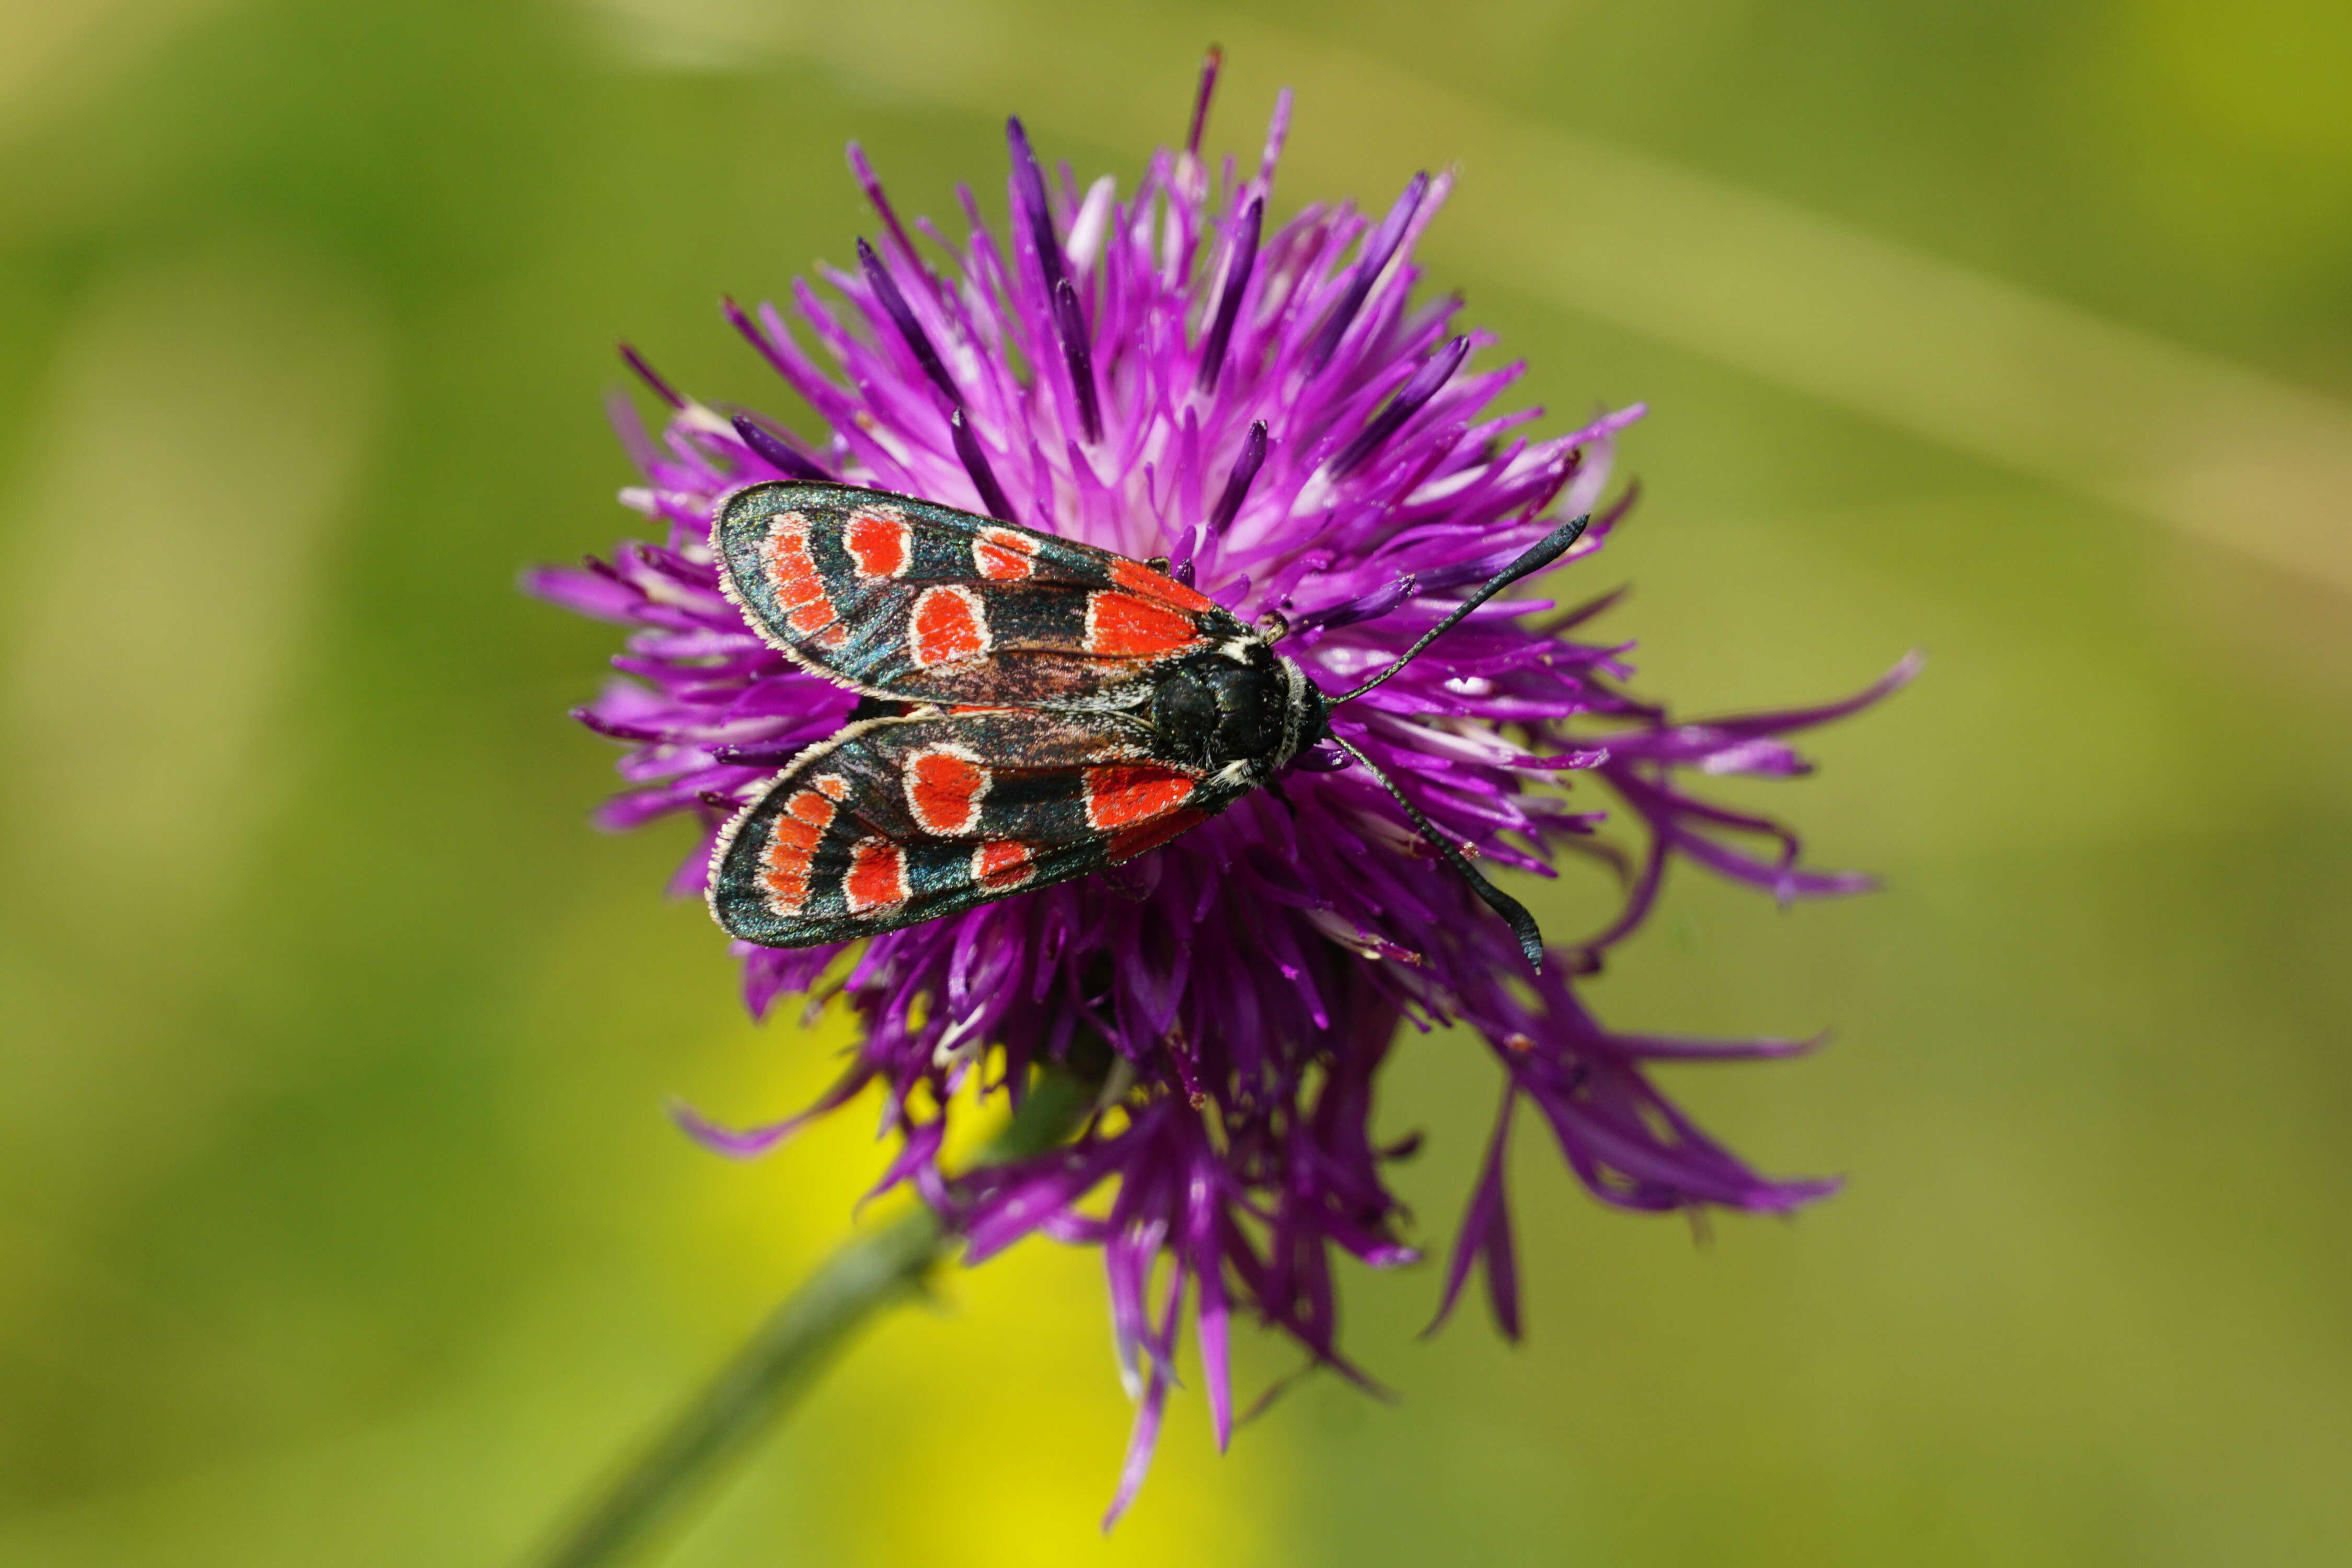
[1144,639,1307,773]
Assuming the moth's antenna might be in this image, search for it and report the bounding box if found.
[1335,514,1589,705]
[1329,734,1544,971]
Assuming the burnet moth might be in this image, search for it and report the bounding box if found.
[706,481,1588,970]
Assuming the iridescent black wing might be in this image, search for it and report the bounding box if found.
[712,481,1247,707]
[709,707,1250,948]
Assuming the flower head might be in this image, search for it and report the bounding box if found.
[531,55,1909,1525]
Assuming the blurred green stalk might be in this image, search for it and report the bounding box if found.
[531,1069,1093,1568]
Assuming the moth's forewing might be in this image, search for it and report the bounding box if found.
[709,708,1245,948]
[711,481,1246,706]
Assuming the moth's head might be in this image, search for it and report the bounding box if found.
[1279,658,1330,765]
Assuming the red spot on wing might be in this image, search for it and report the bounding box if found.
[906,747,989,835]
[761,514,836,638]
[844,839,909,912]
[813,774,850,801]
[1086,592,1199,658]
[910,586,990,667]
[844,508,910,578]
[972,839,1035,889]
[1108,808,1208,863]
[1085,763,1197,829]
[759,787,836,915]
[973,526,1039,581]
[1110,555,1215,613]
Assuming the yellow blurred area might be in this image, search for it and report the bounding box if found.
[2,0,2351,1563]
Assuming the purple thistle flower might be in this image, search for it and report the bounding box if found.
[529,59,1911,1527]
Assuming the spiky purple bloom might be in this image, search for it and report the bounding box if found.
[530,62,1910,1525]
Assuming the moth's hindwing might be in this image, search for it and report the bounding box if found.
[713,481,1246,706]
[710,709,1249,948]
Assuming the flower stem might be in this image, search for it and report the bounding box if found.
[530,1069,1093,1568]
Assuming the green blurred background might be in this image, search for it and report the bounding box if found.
[4,0,2351,1562]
